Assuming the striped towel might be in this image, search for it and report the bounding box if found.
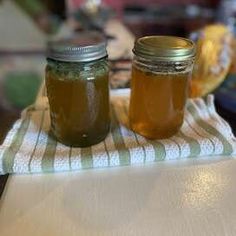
[0,93,235,175]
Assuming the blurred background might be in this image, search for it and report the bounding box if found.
[0,0,235,141]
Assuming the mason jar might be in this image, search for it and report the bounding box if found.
[46,32,110,147]
[129,36,196,139]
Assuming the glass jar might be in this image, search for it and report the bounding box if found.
[129,36,196,139]
[46,32,110,147]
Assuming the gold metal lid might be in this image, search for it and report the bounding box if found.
[133,36,196,61]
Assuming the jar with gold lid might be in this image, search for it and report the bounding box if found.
[129,36,196,139]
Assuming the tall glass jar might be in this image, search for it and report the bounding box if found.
[46,32,110,147]
[129,36,196,139]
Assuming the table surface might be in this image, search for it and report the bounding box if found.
[1,157,236,236]
[0,2,236,235]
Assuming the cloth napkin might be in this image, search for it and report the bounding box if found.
[0,94,235,175]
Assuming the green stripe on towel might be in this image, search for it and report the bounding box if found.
[2,115,31,173]
[187,102,233,155]
[110,106,131,166]
[28,110,45,172]
[177,131,201,158]
[41,133,57,172]
[81,147,93,169]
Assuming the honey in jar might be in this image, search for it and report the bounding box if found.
[46,32,110,147]
[129,36,196,139]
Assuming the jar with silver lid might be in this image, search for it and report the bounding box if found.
[46,32,110,147]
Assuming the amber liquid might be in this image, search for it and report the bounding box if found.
[46,72,110,147]
[129,66,190,139]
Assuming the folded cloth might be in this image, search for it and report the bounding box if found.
[0,94,235,175]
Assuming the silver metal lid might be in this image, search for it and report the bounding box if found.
[47,32,107,62]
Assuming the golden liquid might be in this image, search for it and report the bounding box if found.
[129,66,190,139]
[46,70,110,147]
